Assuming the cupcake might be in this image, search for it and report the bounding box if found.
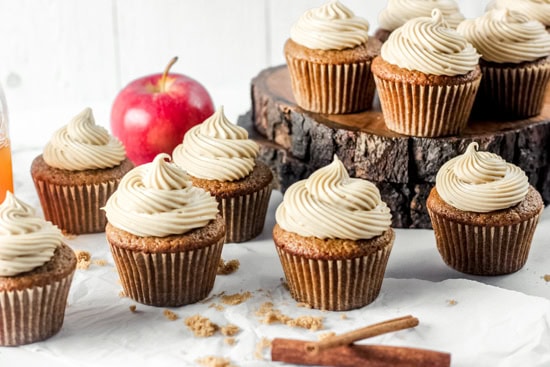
[427,142,543,276]
[486,0,550,31]
[273,155,394,311]
[104,154,225,307]
[31,107,134,234]
[374,0,464,43]
[172,106,273,243]
[457,9,550,119]
[0,192,76,346]
[284,0,381,114]
[372,9,481,137]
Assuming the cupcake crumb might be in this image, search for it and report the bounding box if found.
[196,356,237,367]
[446,299,458,306]
[75,250,91,270]
[255,337,272,360]
[217,258,240,275]
[221,324,240,337]
[129,305,137,313]
[224,337,236,346]
[543,274,550,282]
[93,259,107,266]
[209,303,226,312]
[163,309,178,321]
[185,315,219,337]
[287,316,324,331]
[220,291,252,306]
[255,302,322,330]
[318,331,336,340]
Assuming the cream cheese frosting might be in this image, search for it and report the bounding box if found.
[0,192,63,276]
[486,0,550,27]
[436,143,529,212]
[378,0,465,31]
[289,0,369,50]
[172,106,259,181]
[457,8,550,63]
[276,155,392,240]
[43,107,126,171]
[103,153,219,237]
[381,8,480,76]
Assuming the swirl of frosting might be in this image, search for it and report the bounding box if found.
[103,153,219,237]
[276,156,392,240]
[378,0,465,31]
[457,9,550,63]
[436,143,529,212]
[486,0,550,27]
[43,107,127,171]
[0,192,63,276]
[289,0,369,50]
[381,8,480,76]
[172,106,259,181]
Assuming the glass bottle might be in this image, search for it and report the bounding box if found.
[0,82,13,203]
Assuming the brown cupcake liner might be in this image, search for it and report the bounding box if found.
[32,178,120,234]
[373,75,480,137]
[0,274,74,346]
[285,55,376,114]
[217,185,272,243]
[109,237,224,307]
[428,209,542,275]
[475,62,550,118]
[275,242,393,311]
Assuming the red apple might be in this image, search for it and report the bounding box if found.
[110,57,215,165]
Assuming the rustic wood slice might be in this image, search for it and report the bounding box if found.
[243,65,550,229]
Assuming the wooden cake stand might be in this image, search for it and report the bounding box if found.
[238,65,550,228]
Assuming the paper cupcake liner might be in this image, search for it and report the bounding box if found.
[0,275,74,346]
[275,243,393,311]
[109,237,224,307]
[286,56,376,114]
[32,178,119,234]
[428,210,541,275]
[374,76,480,137]
[218,185,272,243]
[477,62,550,118]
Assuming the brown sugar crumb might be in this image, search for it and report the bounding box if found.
[256,302,292,325]
[75,250,91,270]
[221,324,240,337]
[446,299,458,306]
[220,291,252,306]
[255,337,272,360]
[196,356,237,367]
[163,309,178,321]
[287,316,324,331]
[217,258,240,275]
[543,274,550,282]
[185,315,219,337]
[93,259,107,266]
[129,305,137,313]
[224,337,236,346]
[209,303,225,312]
[318,331,336,341]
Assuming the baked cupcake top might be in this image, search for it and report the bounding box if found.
[276,155,392,240]
[457,8,550,63]
[289,0,369,50]
[381,8,479,76]
[0,192,63,276]
[436,142,529,213]
[43,107,126,171]
[486,0,550,28]
[172,106,259,181]
[103,153,219,237]
[378,0,464,31]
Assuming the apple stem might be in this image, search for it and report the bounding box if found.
[160,56,178,93]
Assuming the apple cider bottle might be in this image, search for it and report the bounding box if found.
[0,82,13,203]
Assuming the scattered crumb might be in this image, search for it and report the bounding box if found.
[220,291,252,306]
[201,291,225,304]
[93,259,107,266]
[209,303,225,312]
[118,290,127,298]
[255,337,272,360]
[340,314,348,320]
[255,302,323,330]
[446,299,458,306]
[184,315,219,337]
[543,274,550,282]
[224,337,236,346]
[221,324,240,337]
[129,305,137,313]
[287,316,324,331]
[296,302,312,309]
[217,259,240,275]
[62,232,77,239]
[75,250,91,270]
[196,356,237,367]
[318,331,336,341]
[163,309,178,321]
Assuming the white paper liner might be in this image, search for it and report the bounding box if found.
[0,275,73,346]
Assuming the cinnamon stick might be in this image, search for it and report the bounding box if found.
[271,338,451,367]
[305,315,419,354]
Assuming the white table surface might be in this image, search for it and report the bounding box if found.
[2,145,550,367]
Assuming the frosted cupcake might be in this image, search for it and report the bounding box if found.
[457,9,550,119]
[172,106,273,243]
[273,156,394,311]
[31,107,133,234]
[284,0,381,114]
[375,0,464,42]
[372,9,481,137]
[104,154,224,307]
[427,143,543,275]
[0,192,76,346]
[486,0,550,30]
